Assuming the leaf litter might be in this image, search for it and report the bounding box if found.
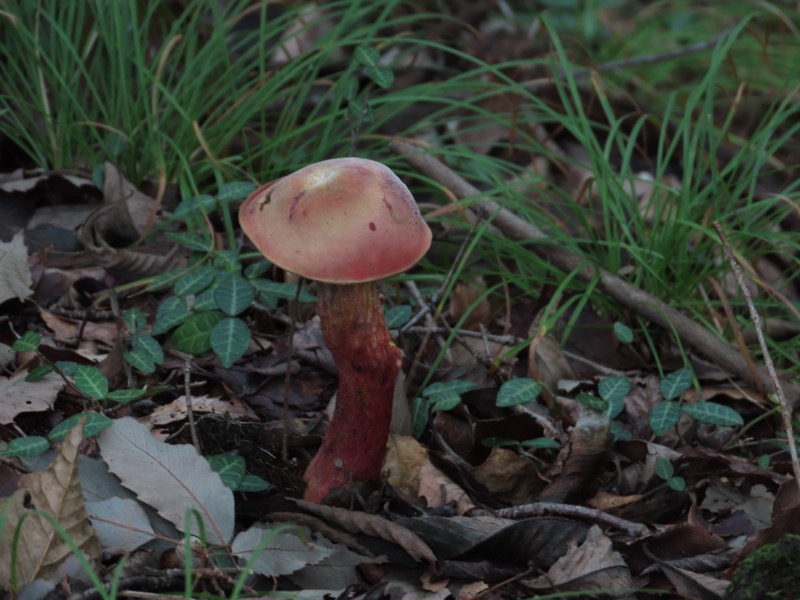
[1,4,800,600]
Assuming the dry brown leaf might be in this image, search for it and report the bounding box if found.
[587,491,643,511]
[522,525,634,598]
[0,418,100,585]
[142,394,258,430]
[418,462,477,515]
[472,447,545,505]
[0,231,33,304]
[0,370,63,424]
[40,309,118,347]
[294,500,437,566]
[383,434,430,499]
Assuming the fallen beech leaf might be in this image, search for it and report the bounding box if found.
[472,447,545,505]
[0,370,63,424]
[98,417,234,545]
[295,500,437,566]
[383,434,430,499]
[418,462,477,514]
[0,232,33,304]
[0,419,100,585]
[232,524,333,577]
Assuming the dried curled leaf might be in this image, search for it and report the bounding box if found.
[294,500,437,566]
[0,418,100,585]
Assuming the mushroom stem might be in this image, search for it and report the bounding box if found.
[303,281,401,502]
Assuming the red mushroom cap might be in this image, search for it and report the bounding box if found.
[239,158,432,283]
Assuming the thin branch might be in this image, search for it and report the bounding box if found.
[713,221,800,483]
[391,139,800,402]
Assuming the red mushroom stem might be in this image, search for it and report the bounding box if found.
[303,281,401,503]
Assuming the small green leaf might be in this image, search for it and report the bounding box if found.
[365,66,393,89]
[660,368,693,401]
[609,421,633,441]
[73,365,108,400]
[210,318,251,367]
[173,195,218,220]
[520,437,561,449]
[123,308,147,333]
[682,402,743,427]
[668,476,686,492]
[193,286,219,311]
[497,378,542,407]
[251,279,315,302]
[55,361,78,376]
[152,296,191,335]
[655,457,674,480]
[166,231,213,252]
[175,266,217,297]
[244,261,271,279]
[237,474,271,492]
[430,391,462,412]
[650,401,682,436]
[217,181,258,203]
[410,397,428,438]
[480,437,519,448]
[575,393,608,413]
[354,45,380,67]
[132,334,164,364]
[106,389,147,403]
[423,380,477,398]
[124,348,156,374]
[13,331,41,352]
[171,311,225,356]
[613,321,633,344]
[25,365,54,382]
[342,75,359,101]
[0,436,50,458]
[757,455,770,469]
[48,412,112,442]
[214,273,254,316]
[384,305,413,328]
[207,454,246,490]
[599,377,631,403]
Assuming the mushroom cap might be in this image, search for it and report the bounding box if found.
[239,157,432,283]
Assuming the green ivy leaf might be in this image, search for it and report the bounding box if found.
[173,195,217,220]
[668,476,686,492]
[410,397,428,439]
[175,266,217,297]
[166,231,213,252]
[650,401,682,436]
[48,412,112,442]
[152,296,191,335]
[25,365,54,382]
[384,305,412,328]
[660,368,693,401]
[123,308,147,333]
[124,348,156,374]
[575,393,608,413]
[73,365,108,400]
[55,361,78,376]
[354,45,380,67]
[609,421,633,441]
[210,318,251,368]
[430,391,462,412]
[598,377,631,403]
[682,402,743,427]
[251,279,315,303]
[423,380,477,398]
[171,311,225,356]
[206,454,246,490]
[613,321,633,344]
[106,389,147,403]
[13,331,41,352]
[520,437,561,449]
[365,65,393,89]
[217,181,258,203]
[0,436,50,458]
[496,378,542,407]
[237,474,271,492]
[214,273,254,316]
[655,457,674,480]
[133,334,164,364]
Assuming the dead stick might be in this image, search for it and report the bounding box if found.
[390,139,799,401]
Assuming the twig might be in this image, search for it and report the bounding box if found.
[494,501,650,539]
[390,139,800,403]
[713,221,800,483]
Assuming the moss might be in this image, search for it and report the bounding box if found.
[726,534,800,600]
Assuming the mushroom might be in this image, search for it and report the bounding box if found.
[239,157,432,502]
